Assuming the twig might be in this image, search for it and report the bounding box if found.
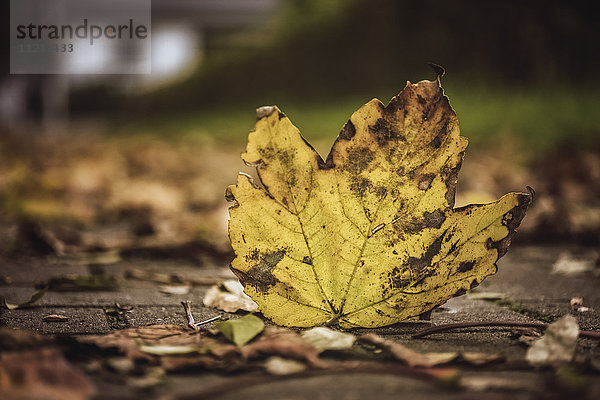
[181,301,198,330]
[412,322,600,339]
[195,315,223,326]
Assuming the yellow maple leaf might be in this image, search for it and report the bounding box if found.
[226,79,532,328]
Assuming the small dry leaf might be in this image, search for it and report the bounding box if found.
[459,352,504,366]
[552,252,596,276]
[362,333,502,368]
[361,333,457,367]
[77,324,203,362]
[106,357,135,374]
[78,324,325,373]
[139,345,200,356]
[43,314,69,322]
[159,285,191,295]
[214,314,264,346]
[203,280,259,313]
[461,376,541,392]
[526,315,579,367]
[301,327,356,352]
[264,356,307,375]
[511,327,544,346]
[570,297,591,312]
[241,326,323,367]
[3,287,47,310]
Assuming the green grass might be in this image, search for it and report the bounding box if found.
[118,84,600,152]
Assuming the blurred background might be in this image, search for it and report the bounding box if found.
[0,0,599,261]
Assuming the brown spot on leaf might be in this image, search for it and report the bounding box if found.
[423,209,446,229]
[345,146,374,174]
[444,156,463,207]
[486,192,533,258]
[247,249,260,261]
[418,174,436,190]
[339,120,357,140]
[406,235,445,274]
[458,261,475,273]
[235,249,286,293]
[350,176,372,197]
[369,118,406,146]
[430,132,443,148]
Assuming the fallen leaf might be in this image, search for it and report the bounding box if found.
[361,333,502,367]
[459,352,504,366]
[159,285,191,295]
[362,333,457,367]
[43,314,69,322]
[552,252,596,276]
[139,344,201,356]
[301,327,356,352]
[570,297,591,312]
[460,376,541,392]
[240,326,323,367]
[511,327,543,346]
[78,324,205,362]
[227,79,532,328]
[264,356,307,375]
[0,347,95,400]
[77,324,323,373]
[106,357,135,374]
[526,315,579,367]
[215,314,265,346]
[203,280,259,313]
[3,287,47,309]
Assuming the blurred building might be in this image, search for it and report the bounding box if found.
[0,0,280,132]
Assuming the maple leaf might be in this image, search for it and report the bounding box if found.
[226,79,532,328]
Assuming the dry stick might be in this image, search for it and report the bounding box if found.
[412,322,600,339]
[181,301,199,331]
[195,315,223,326]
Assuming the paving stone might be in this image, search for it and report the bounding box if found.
[0,307,110,334]
[1,246,599,400]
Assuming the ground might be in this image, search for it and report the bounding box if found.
[1,244,599,399]
[0,132,599,399]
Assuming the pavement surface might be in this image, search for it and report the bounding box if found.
[1,245,599,399]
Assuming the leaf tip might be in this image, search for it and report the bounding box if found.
[256,106,277,120]
[427,62,446,81]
